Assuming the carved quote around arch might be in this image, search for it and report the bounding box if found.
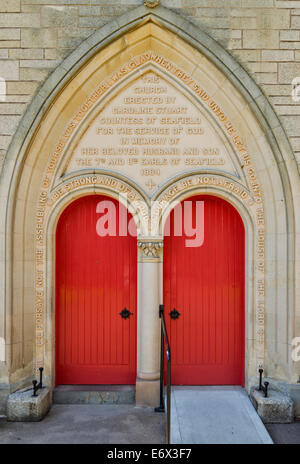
[34,51,265,373]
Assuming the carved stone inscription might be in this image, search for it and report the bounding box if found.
[67,72,237,193]
[35,53,265,373]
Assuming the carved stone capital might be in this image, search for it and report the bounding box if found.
[137,239,163,262]
[144,0,159,8]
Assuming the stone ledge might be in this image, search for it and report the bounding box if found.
[250,387,294,424]
[53,385,135,405]
[7,386,51,422]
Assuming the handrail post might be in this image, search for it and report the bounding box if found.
[258,368,269,398]
[166,350,171,445]
[155,304,171,444]
[155,304,165,413]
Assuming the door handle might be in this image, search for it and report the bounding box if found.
[120,307,133,319]
[169,308,181,320]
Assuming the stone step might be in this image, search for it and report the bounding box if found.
[250,387,294,423]
[53,385,135,405]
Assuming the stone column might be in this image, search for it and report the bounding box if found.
[136,238,163,407]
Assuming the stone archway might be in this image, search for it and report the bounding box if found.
[0,5,298,410]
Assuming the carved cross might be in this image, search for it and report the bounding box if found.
[146,179,157,191]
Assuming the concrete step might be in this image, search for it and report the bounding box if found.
[53,385,135,405]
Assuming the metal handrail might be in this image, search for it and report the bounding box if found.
[155,304,171,444]
[258,368,269,397]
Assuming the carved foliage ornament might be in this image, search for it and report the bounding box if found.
[144,0,159,8]
[137,241,163,258]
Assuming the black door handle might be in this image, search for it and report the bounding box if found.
[120,307,133,319]
[169,308,181,320]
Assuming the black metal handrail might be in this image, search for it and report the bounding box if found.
[32,367,44,397]
[258,368,269,398]
[155,304,171,444]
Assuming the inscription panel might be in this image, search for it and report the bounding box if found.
[66,72,238,193]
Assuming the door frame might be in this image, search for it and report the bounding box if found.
[45,186,144,388]
[157,187,253,389]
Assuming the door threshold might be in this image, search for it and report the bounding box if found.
[53,385,135,404]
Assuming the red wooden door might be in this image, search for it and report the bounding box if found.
[56,195,137,385]
[164,195,245,385]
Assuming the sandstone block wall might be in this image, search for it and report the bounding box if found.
[0,1,300,174]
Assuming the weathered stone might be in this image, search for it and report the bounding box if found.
[9,48,44,59]
[277,1,300,7]
[250,388,294,424]
[7,386,51,422]
[256,8,290,29]
[0,103,26,115]
[230,17,257,29]
[278,62,300,84]
[41,6,77,28]
[101,6,130,16]
[231,49,261,62]
[280,30,300,41]
[280,41,300,49]
[263,84,292,95]
[53,385,135,405]
[249,62,278,73]
[0,40,20,48]
[7,81,39,95]
[21,5,41,13]
[19,68,50,82]
[262,50,294,61]
[290,137,300,152]
[78,16,108,28]
[228,39,242,50]
[289,384,300,418]
[0,13,40,28]
[291,15,300,29]
[0,387,10,415]
[0,28,20,40]
[280,116,300,136]
[20,59,61,69]
[21,28,56,48]
[0,1,20,13]
[0,135,11,149]
[276,105,300,115]
[240,0,275,6]
[57,26,92,39]
[189,16,230,29]
[254,73,278,84]
[0,115,20,135]
[244,29,279,49]
[79,6,100,16]
[44,48,69,60]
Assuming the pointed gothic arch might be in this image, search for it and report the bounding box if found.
[0,5,299,406]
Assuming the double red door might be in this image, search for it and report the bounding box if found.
[55,195,137,385]
[56,194,245,386]
[164,195,245,385]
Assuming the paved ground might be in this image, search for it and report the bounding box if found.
[171,386,273,444]
[2,389,298,444]
[266,422,300,444]
[0,404,165,444]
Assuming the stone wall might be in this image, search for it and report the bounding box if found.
[0,1,299,416]
[0,0,300,174]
